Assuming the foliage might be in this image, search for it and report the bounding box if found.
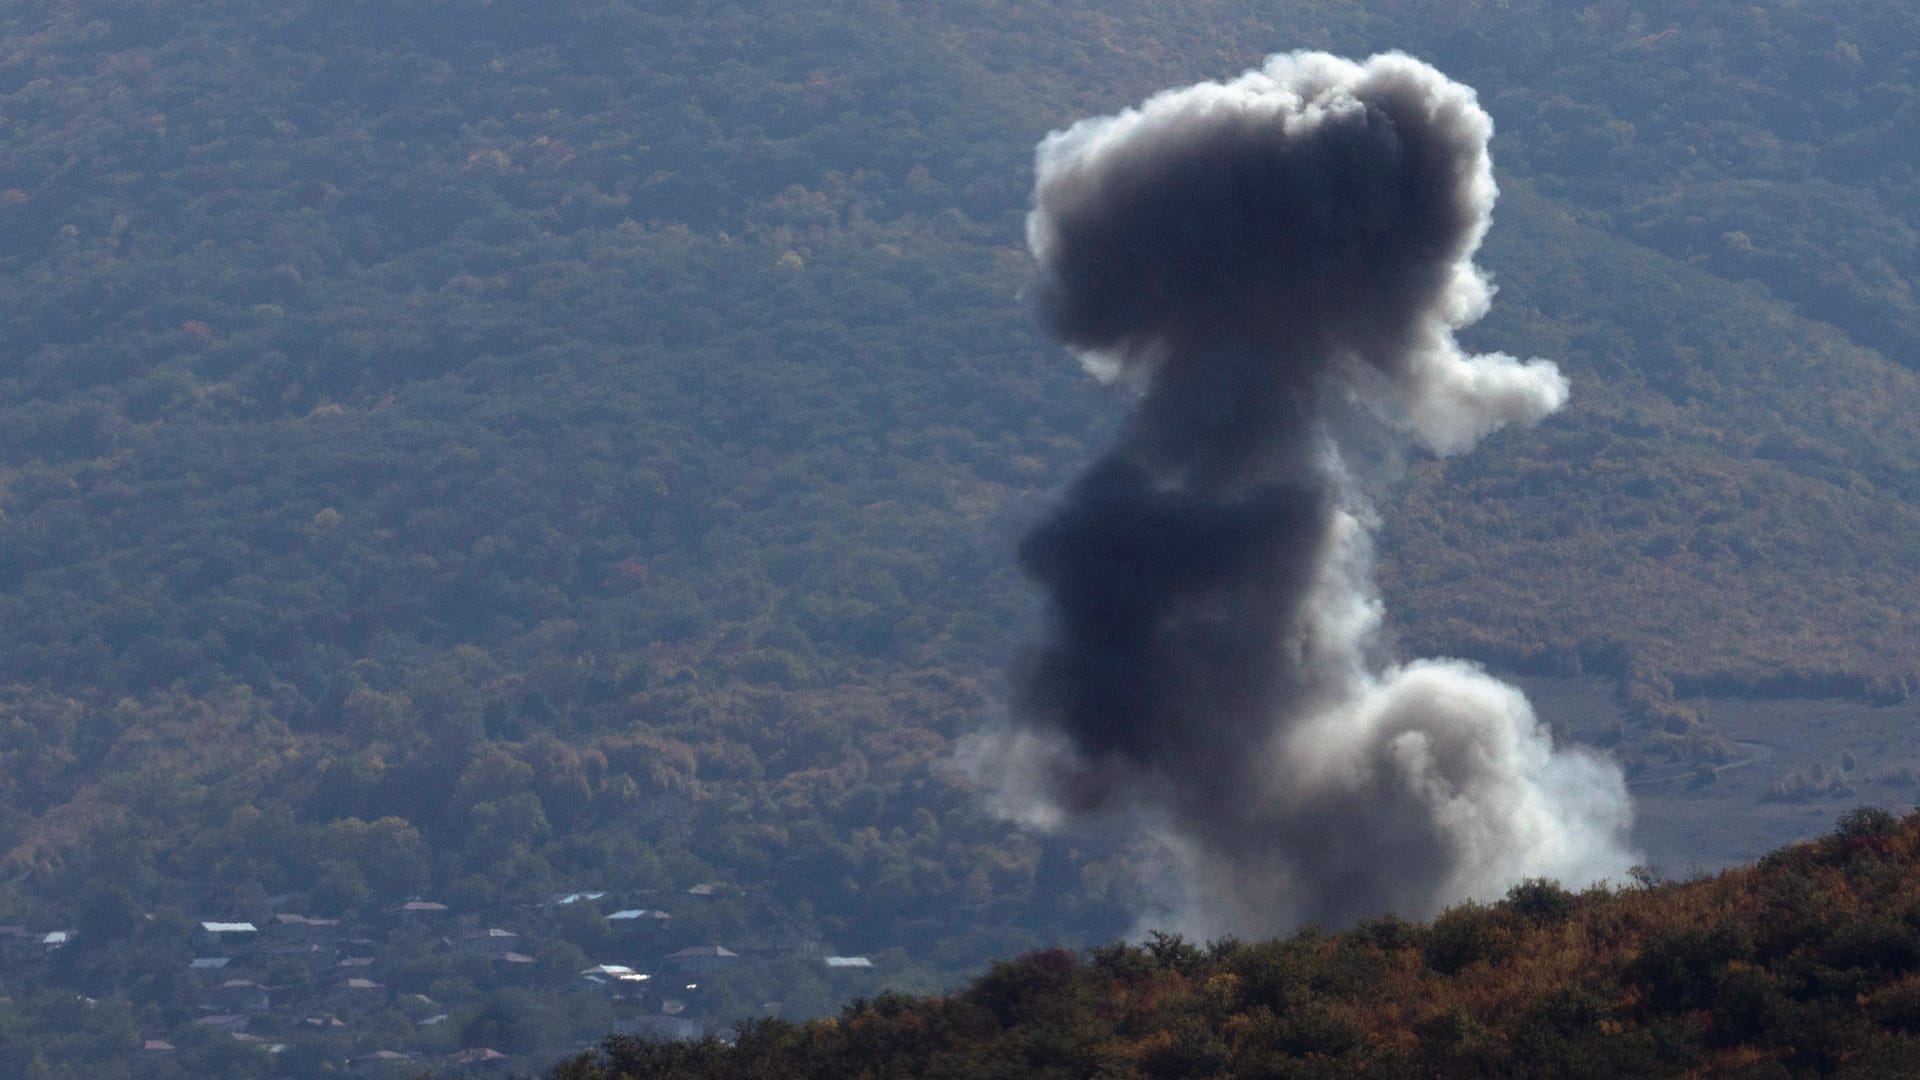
[0,0,1916,1075]
[553,812,1920,1079]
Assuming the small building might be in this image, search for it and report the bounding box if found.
[540,891,608,915]
[449,928,521,958]
[606,909,671,933]
[329,977,388,1010]
[264,941,337,971]
[350,1049,418,1074]
[824,956,874,969]
[197,922,258,948]
[447,1047,511,1070]
[395,901,449,930]
[209,979,271,1014]
[272,913,344,942]
[195,1013,250,1034]
[580,963,650,989]
[663,945,738,976]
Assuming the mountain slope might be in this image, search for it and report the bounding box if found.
[0,1,1918,1075]
[555,810,1920,1080]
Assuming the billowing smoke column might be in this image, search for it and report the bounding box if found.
[977,51,1636,936]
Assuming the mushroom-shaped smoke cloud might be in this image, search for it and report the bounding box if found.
[970,51,1635,937]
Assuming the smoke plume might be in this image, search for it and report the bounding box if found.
[974,51,1635,936]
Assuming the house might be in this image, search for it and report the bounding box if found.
[194,1013,250,1034]
[142,1040,176,1053]
[395,900,449,925]
[264,941,337,971]
[663,945,738,976]
[230,1031,281,1049]
[449,928,520,958]
[41,931,72,951]
[208,979,271,1014]
[540,891,608,915]
[580,963,649,988]
[329,977,387,1010]
[350,1049,418,1074]
[606,909,671,934]
[189,957,232,973]
[824,956,874,969]
[271,913,344,942]
[197,922,258,948]
[447,1047,510,1070]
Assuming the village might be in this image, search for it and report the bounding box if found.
[0,882,881,1075]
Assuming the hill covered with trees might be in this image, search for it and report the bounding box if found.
[0,0,1918,1074]
[554,809,1920,1079]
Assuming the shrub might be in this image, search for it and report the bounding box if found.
[1141,1019,1231,1079]
[1350,912,1424,952]
[1834,806,1899,841]
[1502,877,1577,923]
[1425,903,1517,975]
[1628,921,1753,1013]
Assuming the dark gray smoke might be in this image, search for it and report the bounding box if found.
[966,52,1634,936]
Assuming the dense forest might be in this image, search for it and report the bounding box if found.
[0,0,1917,1075]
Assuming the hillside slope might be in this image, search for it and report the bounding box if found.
[555,809,1920,1079]
[0,0,1918,1074]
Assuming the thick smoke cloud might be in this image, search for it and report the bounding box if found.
[971,52,1634,937]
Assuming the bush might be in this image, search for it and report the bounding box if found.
[1502,877,1577,923]
[1142,1019,1231,1079]
[1628,922,1754,1013]
[1425,903,1517,976]
[1834,806,1899,841]
[1350,912,1424,952]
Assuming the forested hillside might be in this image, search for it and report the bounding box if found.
[0,1,1917,1075]
[553,809,1920,1079]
